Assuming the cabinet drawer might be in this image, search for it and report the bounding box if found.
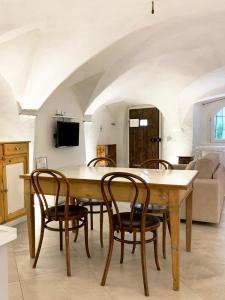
[3,143,28,156]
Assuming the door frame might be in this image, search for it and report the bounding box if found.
[127,105,162,166]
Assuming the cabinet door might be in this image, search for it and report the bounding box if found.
[107,145,117,164]
[0,162,4,223]
[96,144,117,165]
[3,157,27,221]
[96,145,106,157]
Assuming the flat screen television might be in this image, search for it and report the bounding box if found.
[55,121,79,148]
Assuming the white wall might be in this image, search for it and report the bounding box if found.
[85,102,194,166]
[162,107,194,164]
[34,83,195,169]
[84,105,120,165]
[0,76,35,169]
[34,88,86,168]
[193,98,225,147]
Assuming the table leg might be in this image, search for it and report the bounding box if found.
[185,190,192,252]
[24,179,35,258]
[169,190,180,291]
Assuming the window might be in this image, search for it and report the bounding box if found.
[140,119,148,127]
[214,107,225,140]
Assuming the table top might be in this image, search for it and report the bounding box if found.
[21,166,198,190]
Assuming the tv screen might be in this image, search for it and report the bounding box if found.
[55,121,79,148]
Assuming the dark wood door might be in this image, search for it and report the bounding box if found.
[129,107,160,167]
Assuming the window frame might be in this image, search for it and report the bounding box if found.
[211,106,225,143]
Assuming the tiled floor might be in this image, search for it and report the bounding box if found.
[7,203,225,300]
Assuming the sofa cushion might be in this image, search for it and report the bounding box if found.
[185,159,197,170]
[203,153,220,168]
[185,153,219,179]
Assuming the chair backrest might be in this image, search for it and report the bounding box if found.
[87,157,116,167]
[140,159,174,170]
[31,169,70,220]
[101,172,150,231]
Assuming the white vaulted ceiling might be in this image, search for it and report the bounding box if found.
[1,0,225,126]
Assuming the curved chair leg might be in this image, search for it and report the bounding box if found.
[167,212,171,236]
[120,229,125,264]
[84,216,91,258]
[73,219,79,242]
[33,218,45,268]
[72,198,80,242]
[140,229,149,297]
[64,220,71,276]
[162,213,167,259]
[153,230,160,271]
[131,231,136,254]
[71,197,78,235]
[59,221,63,251]
[100,203,104,248]
[101,229,114,286]
[90,203,94,230]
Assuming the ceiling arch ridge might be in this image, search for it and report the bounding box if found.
[85,47,225,131]
[0,23,43,45]
[38,12,215,112]
[178,65,225,125]
[0,29,42,106]
[85,44,223,116]
[23,23,156,110]
[47,24,159,106]
[86,14,225,109]
[21,4,225,111]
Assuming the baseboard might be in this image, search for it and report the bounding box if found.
[5,215,27,227]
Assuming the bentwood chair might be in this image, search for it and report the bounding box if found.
[132,159,173,258]
[31,169,90,276]
[100,171,160,297]
[75,157,116,247]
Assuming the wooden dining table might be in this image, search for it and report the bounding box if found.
[20,165,198,291]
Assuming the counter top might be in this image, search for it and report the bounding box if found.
[0,225,17,246]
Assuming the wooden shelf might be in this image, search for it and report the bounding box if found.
[52,115,78,119]
[96,144,117,165]
[177,156,194,164]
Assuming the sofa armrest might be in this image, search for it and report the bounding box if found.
[193,178,220,201]
[189,178,221,223]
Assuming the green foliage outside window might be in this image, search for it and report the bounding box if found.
[214,108,225,140]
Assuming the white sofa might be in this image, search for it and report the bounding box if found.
[177,153,225,224]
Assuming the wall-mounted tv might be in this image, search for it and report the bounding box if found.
[55,121,79,148]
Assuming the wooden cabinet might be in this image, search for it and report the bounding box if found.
[0,141,29,224]
[178,156,194,164]
[96,144,117,165]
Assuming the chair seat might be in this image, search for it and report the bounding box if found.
[46,205,88,219]
[113,212,160,229]
[77,197,105,206]
[135,203,168,213]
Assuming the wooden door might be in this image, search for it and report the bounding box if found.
[129,107,160,167]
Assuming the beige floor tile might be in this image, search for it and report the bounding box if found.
[20,269,112,300]
[8,203,225,300]
[8,282,23,300]
[8,253,19,283]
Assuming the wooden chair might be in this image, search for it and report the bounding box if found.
[31,169,90,276]
[132,159,173,258]
[100,171,160,297]
[75,157,116,247]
